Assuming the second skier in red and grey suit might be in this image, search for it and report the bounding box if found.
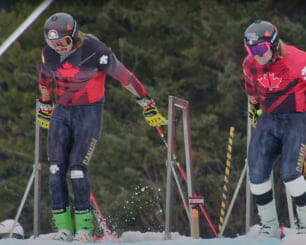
[37,12,166,241]
[243,20,306,238]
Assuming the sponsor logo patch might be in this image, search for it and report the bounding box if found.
[99,55,108,65]
[296,144,306,173]
[48,30,59,40]
[49,165,60,174]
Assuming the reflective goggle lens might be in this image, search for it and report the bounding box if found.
[245,42,271,56]
[46,36,72,49]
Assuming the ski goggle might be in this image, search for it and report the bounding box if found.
[244,42,271,57]
[46,36,72,49]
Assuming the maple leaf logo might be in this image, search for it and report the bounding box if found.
[257,73,282,90]
[57,62,80,78]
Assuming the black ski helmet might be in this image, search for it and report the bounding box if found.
[244,20,279,51]
[44,12,77,42]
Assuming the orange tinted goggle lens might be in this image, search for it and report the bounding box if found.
[47,36,72,49]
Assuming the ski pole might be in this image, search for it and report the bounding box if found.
[156,126,187,180]
[9,167,36,238]
[89,192,112,238]
[155,126,218,237]
[218,126,235,235]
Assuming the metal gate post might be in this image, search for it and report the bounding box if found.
[0,0,54,56]
[180,99,193,200]
[33,99,42,238]
[165,96,176,240]
[164,96,195,239]
[245,102,252,233]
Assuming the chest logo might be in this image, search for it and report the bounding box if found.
[57,62,80,78]
[257,73,282,90]
[99,55,108,65]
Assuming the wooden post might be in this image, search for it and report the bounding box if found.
[191,208,199,239]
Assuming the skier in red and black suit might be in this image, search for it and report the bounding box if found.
[243,20,306,239]
[37,12,166,242]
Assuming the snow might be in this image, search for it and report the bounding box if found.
[0,226,306,245]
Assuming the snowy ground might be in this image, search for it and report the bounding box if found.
[0,226,306,245]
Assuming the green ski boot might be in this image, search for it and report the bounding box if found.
[73,210,93,242]
[52,209,73,241]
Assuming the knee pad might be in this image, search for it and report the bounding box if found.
[49,164,64,186]
[69,165,87,179]
[70,169,85,179]
[69,167,88,187]
[69,167,90,210]
[48,164,69,210]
